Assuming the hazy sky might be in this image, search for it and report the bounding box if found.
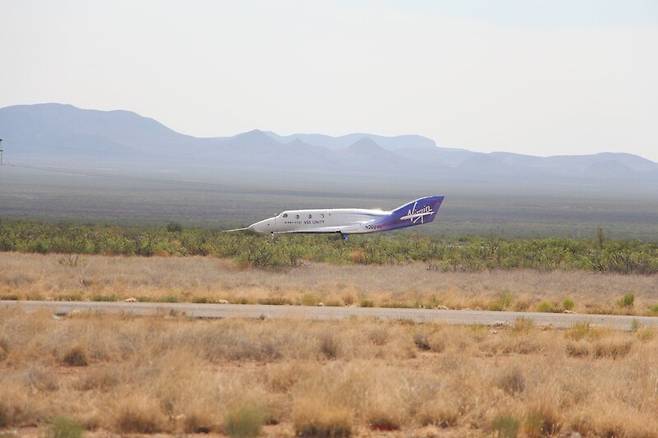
[2,0,658,159]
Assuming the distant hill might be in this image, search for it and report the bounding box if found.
[1,103,657,187]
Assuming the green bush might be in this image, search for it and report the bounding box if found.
[224,403,266,438]
[491,414,520,438]
[359,299,375,308]
[562,298,575,311]
[488,291,514,311]
[1,220,657,274]
[301,293,320,306]
[618,293,635,308]
[47,416,84,438]
[165,222,183,233]
[536,301,557,313]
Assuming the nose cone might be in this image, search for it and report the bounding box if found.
[249,217,275,233]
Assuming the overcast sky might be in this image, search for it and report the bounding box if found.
[2,0,657,160]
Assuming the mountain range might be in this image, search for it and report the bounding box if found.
[1,103,657,187]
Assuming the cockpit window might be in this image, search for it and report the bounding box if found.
[282,213,288,218]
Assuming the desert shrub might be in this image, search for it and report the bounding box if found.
[482,336,541,356]
[0,391,36,429]
[1,220,657,273]
[0,403,7,428]
[491,414,520,438]
[488,291,514,311]
[342,294,355,306]
[513,299,531,311]
[31,239,50,254]
[301,293,321,306]
[293,401,352,438]
[566,342,589,358]
[74,368,119,391]
[184,412,215,434]
[359,299,374,308]
[318,333,339,360]
[649,304,658,315]
[565,322,601,341]
[58,254,82,267]
[429,336,446,352]
[410,330,445,352]
[536,301,558,313]
[417,400,459,428]
[562,298,575,311]
[413,332,431,351]
[512,318,534,334]
[496,367,525,395]
[257,296,293,306]
[224,403,266,438]
[115,398,166,433]
[23,366,59,391]
[367,327,389,346]
[368,414,400,431]
[90,294,117,302]
[237,239,303,270]
[618,293,635,308]
[46,416,84,438]
[0,338,8,362]
[592,340,632,359]
[524,403,561,437]
[55,293,84,302]
[165,222,183,233]
[0,294,19,301]
[630,319,641,332]
[636,327,655,342]
[62,346,88,367]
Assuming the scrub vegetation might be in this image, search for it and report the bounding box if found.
[1,253,658,316]
[1,220,657,274]
[0,309,656,437]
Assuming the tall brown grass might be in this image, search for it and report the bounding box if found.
[1,253,658,315]
[0,308,657,436]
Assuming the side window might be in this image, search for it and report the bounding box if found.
[295,214,300,219]
[308,214,312,219]
[320,213,325,218]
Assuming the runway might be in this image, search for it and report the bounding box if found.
[2,300,657,330]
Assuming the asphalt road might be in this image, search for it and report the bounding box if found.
[2,300,657,330]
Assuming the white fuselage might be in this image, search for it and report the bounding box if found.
[248,208,388,235]
[244,195,445,236]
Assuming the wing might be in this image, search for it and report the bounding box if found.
[275,221,374,234]
[275,226,346,234]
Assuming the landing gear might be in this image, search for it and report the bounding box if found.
[340,232,349,241]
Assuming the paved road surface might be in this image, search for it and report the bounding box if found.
[2,300,656,330]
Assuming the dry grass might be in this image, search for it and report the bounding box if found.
[2,253,658,315]
[0,308,657,436]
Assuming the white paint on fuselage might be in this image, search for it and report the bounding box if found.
[249,208,388,234]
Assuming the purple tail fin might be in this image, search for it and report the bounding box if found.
[389,195,445,227]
